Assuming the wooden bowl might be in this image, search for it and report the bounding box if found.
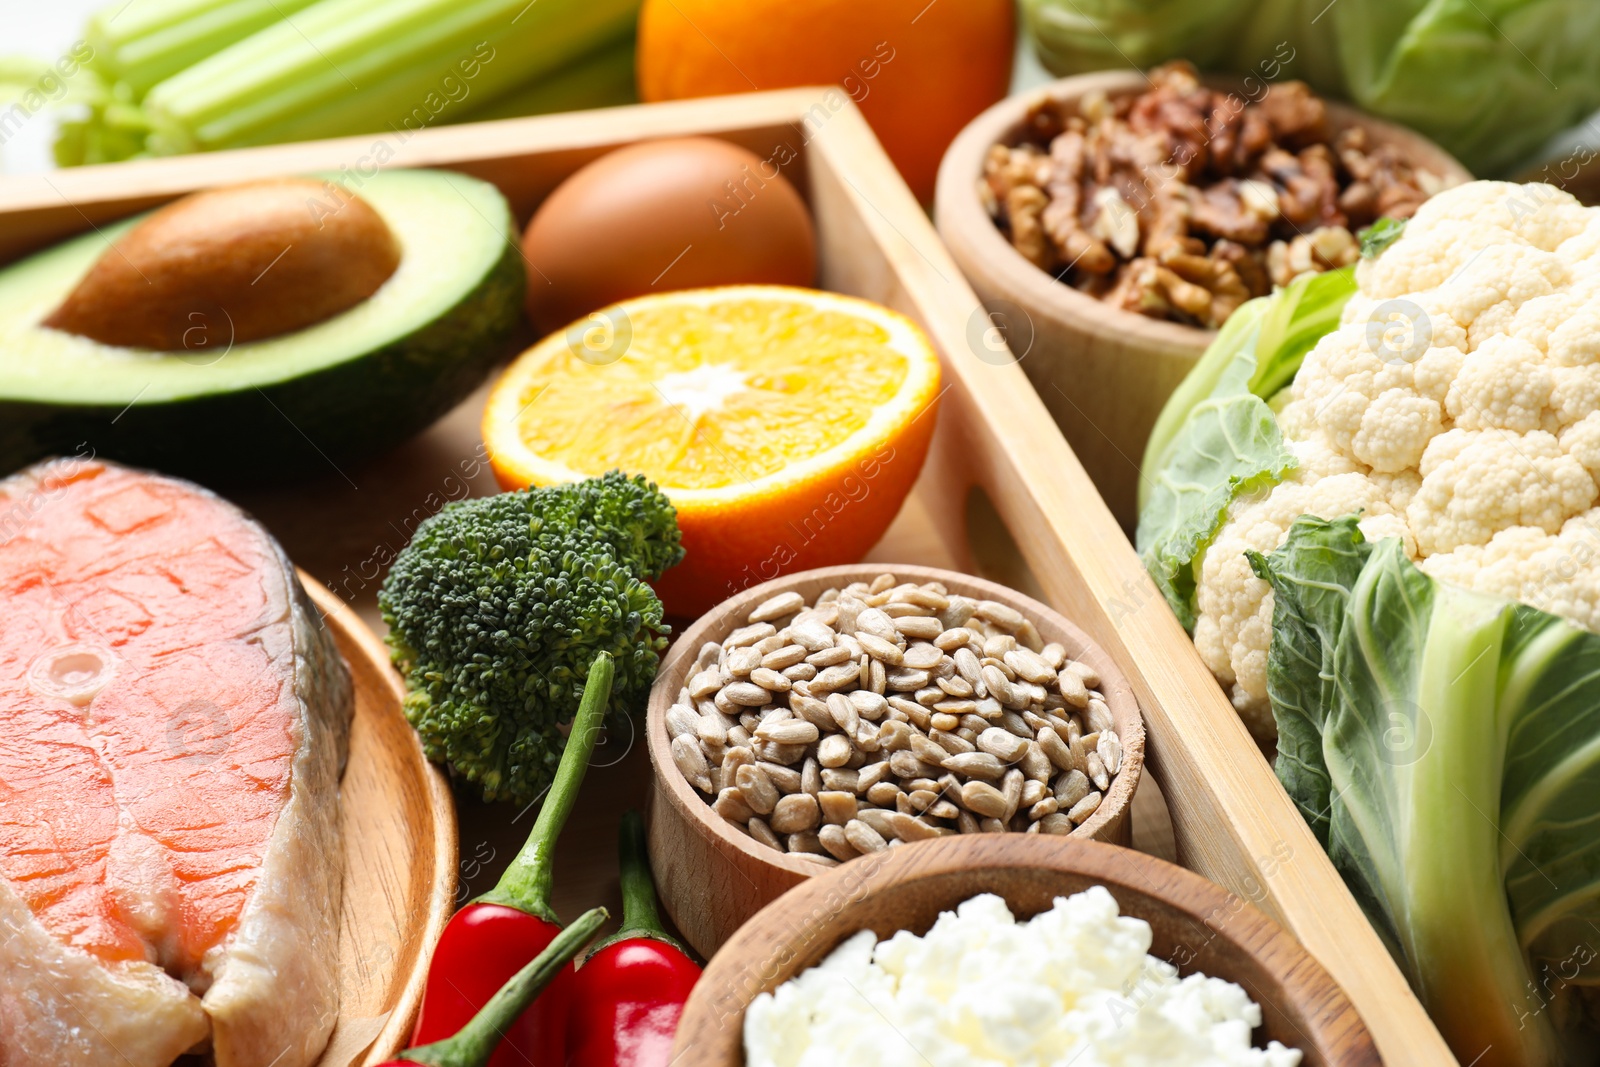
[673,834,1379,1066]
[934,70,1473,528]
[645,564,1145,959]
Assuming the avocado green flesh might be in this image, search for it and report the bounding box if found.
[0,169,525,480]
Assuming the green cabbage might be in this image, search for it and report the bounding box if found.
[1020,0,1600,176]
[1251,516,1600,1066]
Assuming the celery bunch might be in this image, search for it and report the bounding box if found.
[55,0,639,165]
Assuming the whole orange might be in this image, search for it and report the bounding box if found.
[636,0,1015,203]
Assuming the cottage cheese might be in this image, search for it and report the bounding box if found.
[743,889,1302,1067]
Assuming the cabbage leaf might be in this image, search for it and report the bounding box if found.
[1251,515,1600,1066]
[1136,268,1354,629]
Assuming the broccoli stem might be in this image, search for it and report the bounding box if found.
[474,651,615,922]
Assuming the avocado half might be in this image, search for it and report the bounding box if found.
[0,169,525,480]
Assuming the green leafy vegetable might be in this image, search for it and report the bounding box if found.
[52,0,641,164]
[379,472,684,805]
[1020,0,1600,176]
[1251,515,1600,1065]
[1136,268,1355,628]
[1358,216,1407,259]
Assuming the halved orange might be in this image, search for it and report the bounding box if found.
[483,285,943,617]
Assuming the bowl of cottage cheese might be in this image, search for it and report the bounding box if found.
[671,835,1377,1066]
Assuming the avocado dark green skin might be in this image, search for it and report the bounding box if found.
[0,240,525,484]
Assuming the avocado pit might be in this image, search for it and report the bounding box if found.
[43,177,401,352]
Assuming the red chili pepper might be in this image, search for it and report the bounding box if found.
[566,810,702,1067]
[382,907,609,1067]
[411,652,616,1067]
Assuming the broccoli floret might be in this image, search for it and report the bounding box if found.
[379,471,684,804]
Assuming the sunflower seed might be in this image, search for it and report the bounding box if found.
[736,764,778,815]
[763,643,810,670]
[1001,769,1024,821]
[817,734,853,768]
[755,719,818,746]
[980,665,1016,707]
[722,682,770,707]
[750,667,791,693]
[959,781,1008,818]
[889,749,938,779]
[791,695,834,731]
[942,751,1006,781]
[804,645,852,669]
[1098,731,1124,775]
[977,727,1029,763]
[844,819,888,853]
[1055,769,1090,807]
[856,632,905,665]
[788,831,826,855]
[1058,670,1089,708]
[819,790,858,825]
[818,823,858,860]
[789,619,836,652]
[1037,727,1076,772]
[1067,791,1102,823]
[811,663,861,693]
[665,704,698,740]
[867,780,905,808]
[975,599,1025,631]
[742,816,780,850]
[1004,648,1055,685]
[749,591,805,624]
[887,667,930,691]
[1087,751,1110,792]
[726,623,777,649]
[1039,812,1074,835]
[672,735,712,792]
[770,792,820,834]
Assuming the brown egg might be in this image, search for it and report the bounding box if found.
[521,136,817,332]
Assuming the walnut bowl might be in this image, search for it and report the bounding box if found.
[671,834,1379,1066]
[934,69,1472,528]
[644,564,1145,959]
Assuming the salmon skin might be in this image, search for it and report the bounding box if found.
[0,458,353,1067]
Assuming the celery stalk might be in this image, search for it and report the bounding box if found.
[141,0,640,156]
[451,33,636,124]
[86,0,321,96]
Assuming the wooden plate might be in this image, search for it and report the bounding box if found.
[298,575,457,1067]
[646,563,1145,959]
[675,834,1379,1066]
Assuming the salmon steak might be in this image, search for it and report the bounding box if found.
[0,458,353,1067]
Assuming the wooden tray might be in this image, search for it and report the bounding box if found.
[0,90,1454,1063]
[298,577,457,1067]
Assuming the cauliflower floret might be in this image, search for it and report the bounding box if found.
[1551,365,1600,428]
[1352,389,1443,472]
[1549,309,1600,366]
[1195,472,1410,726]
[1445,336,1553,432]
[1187,181,1600,740]
[1421,513,1600,631]
[1409,429,1597,554]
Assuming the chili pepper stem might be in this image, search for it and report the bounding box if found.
[591,809,687,955]
[475,652,616,921]
[397,907,608,1067]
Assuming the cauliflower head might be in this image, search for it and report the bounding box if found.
[1193,181,1600,736]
